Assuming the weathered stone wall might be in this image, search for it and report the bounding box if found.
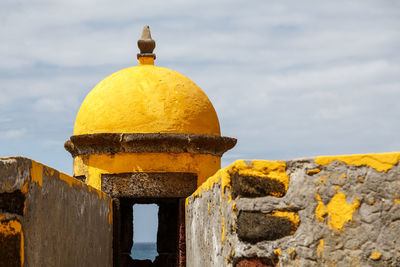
[186,153,400,267]
[0,157,113,267]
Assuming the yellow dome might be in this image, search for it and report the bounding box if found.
[73,58,221,136]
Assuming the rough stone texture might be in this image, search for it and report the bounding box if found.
[186,156,400,267]
[231,173,286,198]
[65,132,237,157]
[102,172,197,198]
[0,157,113,267]
[236,211,297,243]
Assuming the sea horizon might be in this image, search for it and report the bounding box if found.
[131,242,158,261]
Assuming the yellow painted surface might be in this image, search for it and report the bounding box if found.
[73,61,220,136]
[394,199,400,204]
[74,152,220,190]
[370,251,382,260]
[316,192,360,231]
[315,152,400,172]
[0,215,24,266]
[190,159,289,200]
[289,248,295,255]
[28,159,106,200]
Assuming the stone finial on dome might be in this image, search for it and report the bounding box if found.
[137,25,156,60]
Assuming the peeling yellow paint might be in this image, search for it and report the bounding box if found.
[189,159,289,201]
[316,192,359,231]
[394,199,400,204]
[289,248,295,255]
[341,173,347,179]
[30,162,43,187]
[20,181,28,194]
[59,172,82,188]
[232,202,237,211]
[370,251,382,260]
[334,186,340,191]
[357,177,364,183]
[44,166,55,177]
[207,203,210,213]
[315,152,400,172]
[307,168,321,175]
[268,211,299,230]
[231,250,235,256]
[227,193,232,203]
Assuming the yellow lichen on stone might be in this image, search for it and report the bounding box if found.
[314,152,400,172]
[315,193,327,222]
[326,192,360,231]
[232,202,237,211]
[370,251,382,260]
[274,248,282,256]
[190,159,289,200]
[317,239,325,253]
[268,211,300,229]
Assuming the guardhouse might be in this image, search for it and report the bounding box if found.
[64,26,236,266]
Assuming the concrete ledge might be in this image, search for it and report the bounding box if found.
[102,172,197,198]
[65,133,237,157]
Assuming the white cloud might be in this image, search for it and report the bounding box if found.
[0,129,26,139]
[0,0,399,170]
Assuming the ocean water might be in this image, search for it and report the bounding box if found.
[131,242,158,261]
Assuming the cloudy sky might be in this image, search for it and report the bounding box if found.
[1,0,399,243]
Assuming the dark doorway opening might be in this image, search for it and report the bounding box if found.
[114,198,186,267]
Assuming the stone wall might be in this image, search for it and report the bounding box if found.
[0,157,113,267]
[186,152,400,267]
